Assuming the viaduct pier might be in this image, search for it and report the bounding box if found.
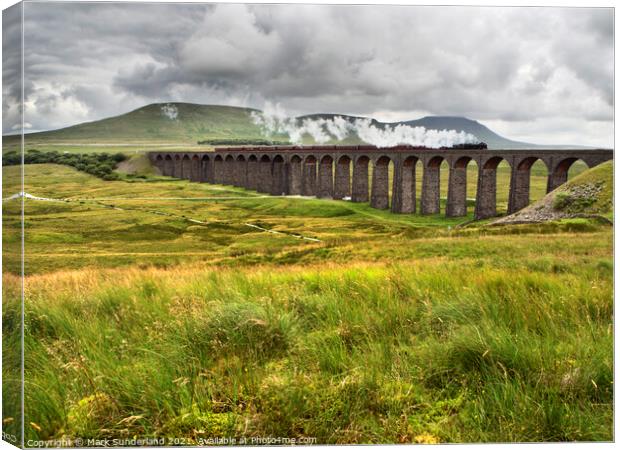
[148,146,613,220]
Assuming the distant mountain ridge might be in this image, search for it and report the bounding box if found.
[8,102,595,149]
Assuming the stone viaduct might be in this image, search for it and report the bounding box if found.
[148,146,613,220]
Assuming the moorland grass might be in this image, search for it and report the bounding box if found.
[1,161,612,444]
[2,161,587,275]
[3,255,612,443]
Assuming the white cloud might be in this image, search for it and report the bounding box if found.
[3,3,612,147]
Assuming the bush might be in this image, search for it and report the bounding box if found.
[111,153,126,163]
[552,189,597,213]
[3,151,21,165]
[552,192,572,211]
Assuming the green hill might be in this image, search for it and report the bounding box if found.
[19,103,267,143]
[5,102,595,149]
[493,160,613,224]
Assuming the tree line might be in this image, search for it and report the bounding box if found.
[2,149,126,180]
[197,138,292,146]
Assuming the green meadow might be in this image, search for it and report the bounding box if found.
[2,159,613,444]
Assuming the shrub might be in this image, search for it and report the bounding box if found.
[552,192,572,211]
[552,188,597,213]
[111,153,126,163]
[2,151,21,165]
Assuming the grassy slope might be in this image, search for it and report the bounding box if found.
[2,163,612,443]
[2,160,588,275]
[561,160,613,213]
[494,161,613,225]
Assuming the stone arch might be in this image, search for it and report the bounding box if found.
[334,155,352,200]
[302,155,318,196]
[213,154,224,184]
[370,155,391,209]
[507,157,549,213]
[257,154,272,193]
[474,156,510,220]
[271,154,286,195]
[421,156,445,215]
[547,157,587,193]
[288,155,303,195]
[223,155,235,185]
[352,155,370,202]
[153,154,164,175]
[454,155,473,169]
[190,154,201,182]
[181,154,192,180]
[446,156,476,217]
[318,155,334,198]
[482,156,506,170]
[173,154,182,178]
[392,155,418,213]
[163,154,174,177]
[246,155,259,191]
[235,155,247,188]
[201,154,212,183]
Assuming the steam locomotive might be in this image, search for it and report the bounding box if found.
[444,142,488,149]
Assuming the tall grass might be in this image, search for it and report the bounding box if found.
[3,161,611,444]
[7,255,612,444]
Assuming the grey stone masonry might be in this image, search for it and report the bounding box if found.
[190,156,201,182]
[318,157,334,198]
[421,158,441,214]
[163,156,174,177]
[334,157,351,200]
[271,158,287,195]
[446,161,468,217]
[201,157,213,183]
[288,158,302,195]
[246,157,258,190]
[213,157,223,184]
[351,157,369,202]
[474,157,502,219]
[257,157,271,193]
[391,159,416,213]
[223,157,235,185]
[148,146,612,219]
[234,157,247,188]
[370,157,390,209]
[302,158,317,196]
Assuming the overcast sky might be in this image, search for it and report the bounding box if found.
[2,2,614,147]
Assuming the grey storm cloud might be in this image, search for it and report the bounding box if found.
[1,2,614,147]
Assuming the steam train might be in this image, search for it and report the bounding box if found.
[443,142,487,149]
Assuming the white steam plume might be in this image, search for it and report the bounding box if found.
[161,103,178,120]
[251,102,480,148]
